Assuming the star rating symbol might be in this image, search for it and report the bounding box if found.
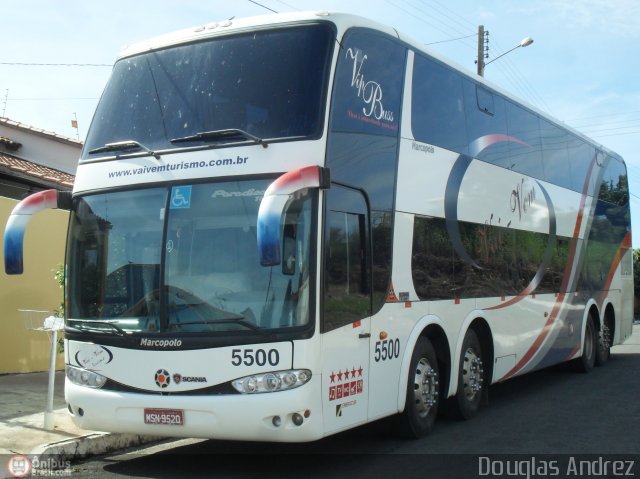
[329,366,364,385]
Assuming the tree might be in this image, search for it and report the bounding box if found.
[53,263,65,352]
[634,249,640,319]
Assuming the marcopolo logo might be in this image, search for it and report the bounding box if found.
[140,338,183,348]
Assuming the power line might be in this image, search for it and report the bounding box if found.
[569,117,640,130]
[6,97,98,101]
[563,110,640,123]
[489,37,553,115]
[385,0,551,115]
[581,124,640,135]
[591,130,640,139]
[274,0,297,10]
[386,0,477,51]
[0,62,111,67]
[426,33,477,46]
[246,0,278,13]
[426,0,476,30]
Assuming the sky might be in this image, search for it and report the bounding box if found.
[2,0,639,244]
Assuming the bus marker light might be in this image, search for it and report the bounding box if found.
[272,416,282,427]
[379,331,388,340]
[292,413,303,426]
[304,410,311,418]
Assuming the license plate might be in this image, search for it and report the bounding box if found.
[144,408,184,426]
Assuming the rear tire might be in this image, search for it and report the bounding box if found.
[395,337,440,438]
[576,315,597,373]
[446,329,484,420]
[595,318,611,366]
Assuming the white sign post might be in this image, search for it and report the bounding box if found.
[20,310,64,431]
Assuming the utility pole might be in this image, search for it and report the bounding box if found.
[476,25,489,77]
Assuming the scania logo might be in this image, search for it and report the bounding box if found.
[172,373,182,384]
[154,369,171,388]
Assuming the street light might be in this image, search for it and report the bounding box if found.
[477,29,534,77]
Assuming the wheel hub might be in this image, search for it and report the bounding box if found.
[462,348,484,401]
[413,357,438,418]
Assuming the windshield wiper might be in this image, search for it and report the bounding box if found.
[170,318,276,338]
[170,129,268,149]
[67,319,129,337]
[88,140,161,159]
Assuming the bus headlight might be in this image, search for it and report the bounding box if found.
[66,365,107,389]
[231,369,311,394]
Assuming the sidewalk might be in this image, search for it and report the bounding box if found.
[0,371,162,462]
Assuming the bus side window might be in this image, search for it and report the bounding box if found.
[323,185,371,332]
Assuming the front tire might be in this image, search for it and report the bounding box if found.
[395,337,440,438]
[446,329,485,420]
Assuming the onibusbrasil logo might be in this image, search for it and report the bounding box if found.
[7,455,31,478]
[7,454,72,477]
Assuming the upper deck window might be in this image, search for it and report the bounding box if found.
[83,24,335,160]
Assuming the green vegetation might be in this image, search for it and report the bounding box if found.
[634,249,640,319]
[53,263,65,352]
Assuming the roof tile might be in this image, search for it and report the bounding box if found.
[0,152,74,188]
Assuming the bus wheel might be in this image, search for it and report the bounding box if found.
[576,315,597,372]
[447,329,484,420]
[395,337,440,438]
[595,319,611,366]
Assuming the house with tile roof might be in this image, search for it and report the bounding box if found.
[0,117,80,373]
[0,117,78,199]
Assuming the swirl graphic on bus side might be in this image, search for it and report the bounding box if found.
[443,135,557,307]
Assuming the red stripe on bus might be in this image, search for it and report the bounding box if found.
[499,155,598,380]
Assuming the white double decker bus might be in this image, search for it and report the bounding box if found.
[4,11,633,441]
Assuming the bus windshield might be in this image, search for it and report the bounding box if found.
[66,179,314,336]
[82,24,334,159]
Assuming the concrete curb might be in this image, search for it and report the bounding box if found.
[30,433,165,465]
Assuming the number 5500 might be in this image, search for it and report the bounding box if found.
[374,339,400,362]
[231,348,280,367]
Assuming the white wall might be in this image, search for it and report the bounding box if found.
[0,119,82,174]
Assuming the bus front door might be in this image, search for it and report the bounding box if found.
[321,185,372,434]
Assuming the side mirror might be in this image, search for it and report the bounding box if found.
[257,166,329,267]
[281,231,296,276]
[4,189,72,275]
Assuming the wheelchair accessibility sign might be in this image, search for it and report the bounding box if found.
[170,186,192,209]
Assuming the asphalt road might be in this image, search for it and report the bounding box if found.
[69,326,640,479]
